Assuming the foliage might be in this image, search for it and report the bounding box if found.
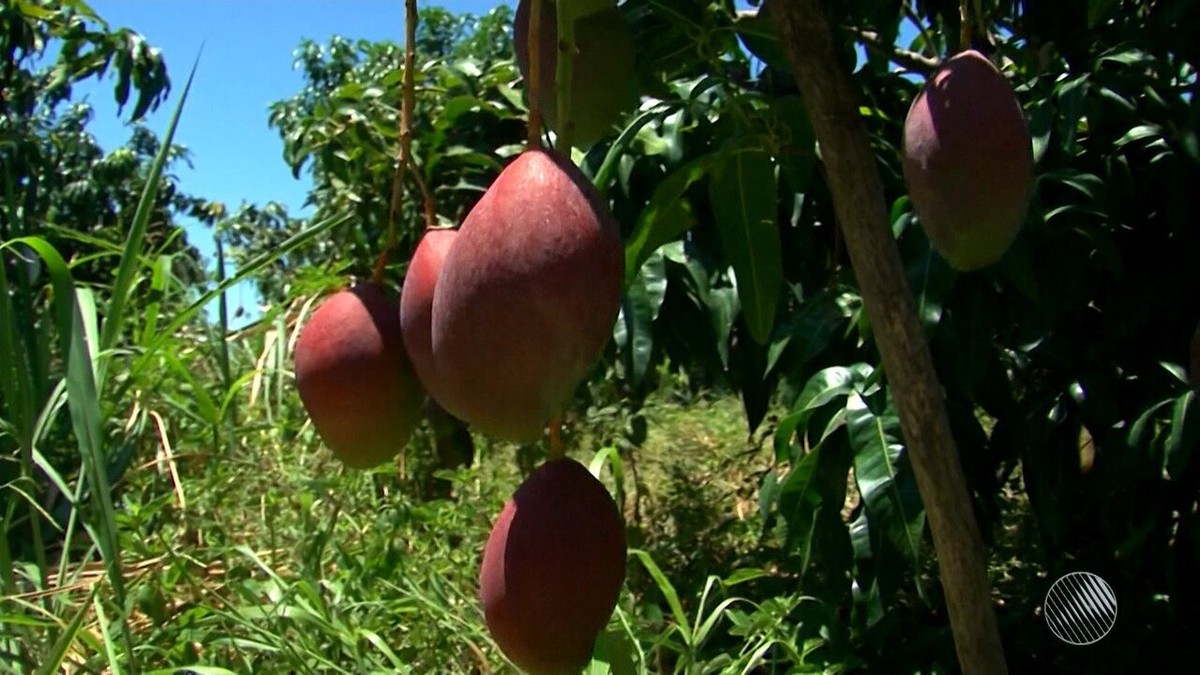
[0,1,353,670]
[0,0,242,573]
[221,4,522,303]
[2,0,1199,673]
[0,0,216,284]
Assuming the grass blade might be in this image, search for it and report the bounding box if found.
[92,595,123,675]
[98,51,201,386]
[630,549,691,646]
[121,210,353,390]
[34,585,100,675]
[7,236,135,663]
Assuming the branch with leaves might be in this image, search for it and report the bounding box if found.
[374,0,437,282]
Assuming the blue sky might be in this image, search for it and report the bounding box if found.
[75,0,515,325]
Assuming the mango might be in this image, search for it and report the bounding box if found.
[429,148,623,441]
[480,458,627,674]
[400,227,458,400]
[293,282,424,469]
[902,49,1034,271]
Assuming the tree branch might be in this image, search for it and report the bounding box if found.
[766,1,1007,673]
[848,26,941,74]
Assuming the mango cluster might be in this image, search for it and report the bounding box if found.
[403,146,626,672]
[292,143,628,673]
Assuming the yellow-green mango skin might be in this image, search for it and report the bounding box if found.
[902,50,1034,271]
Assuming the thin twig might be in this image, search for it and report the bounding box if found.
[903,1,941,59]
[373,0,429,282]
[547,416,565,461]
[848,26,941,74]
[959,0,971,50]
[554,0,575,151]
[527,0,543,147]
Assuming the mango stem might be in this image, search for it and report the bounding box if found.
[548,416,565,461]
[555,1,575,151]
[527,0,544,147]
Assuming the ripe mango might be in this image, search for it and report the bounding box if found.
[514,0,638,148]
[902,50,1033,271]
[480,458,627,674]
[429,148,623,441]
[293,282,424,469]
[399,228,458,400]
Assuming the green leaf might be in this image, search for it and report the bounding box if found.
[776,446,824,551]
[35,585,101,675]
[792,365,862,414]
[588,627,637,675]
[0,246,37,444]
[846,392,927,573]
[1027,98,1054,164]
[614,249,668,385]
[1097,48,1153,68]
[709,284,739,370]
[631,549,691,645]
[100,53,199,386]
[591,102,683,198]
[588,446,624,499]
[16,1,56,21]
[113,42,132,110]
[775,433,853,581]
[1128,397,1173,448]
[1055,75,1090,156]
[906,240,956,332]
[734,11,791,75]
[6,236,132,661]
[93,596,123,675]
[1115,124,1163,149]
[62,0,102,23]
[709,148,781,345]
[623,154,714,281]
[1164,390,1197,480]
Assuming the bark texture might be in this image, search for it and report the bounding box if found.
[767,1,1008,672]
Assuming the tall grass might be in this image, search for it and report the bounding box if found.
[0,53,354,672]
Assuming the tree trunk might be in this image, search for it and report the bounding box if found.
[768,1,1008,672]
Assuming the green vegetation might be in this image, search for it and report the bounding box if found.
[514,0,639,148]
[3,0,1200,673]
